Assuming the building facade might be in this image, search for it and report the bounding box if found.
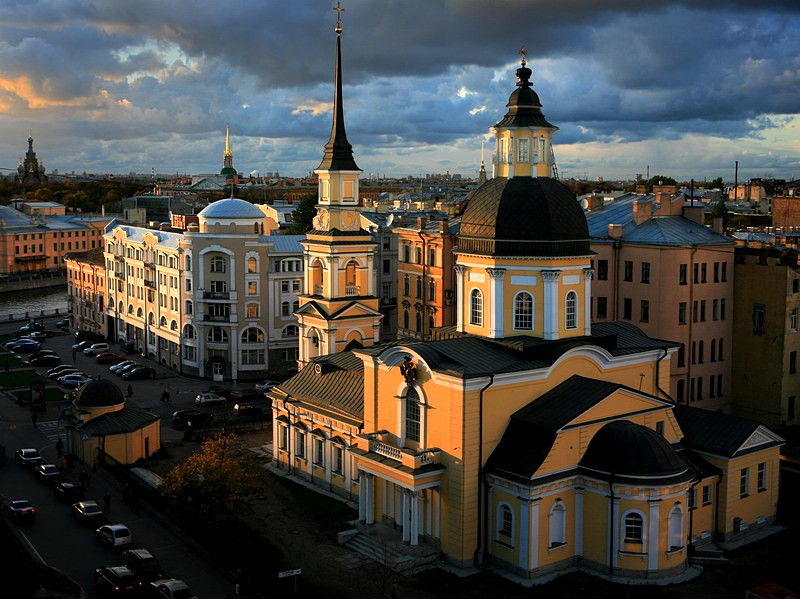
[65,249,106,335]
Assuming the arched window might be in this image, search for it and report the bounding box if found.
[428,280,435,301]
[403,309,410,329]
[241,327,264,343]
[292,301,299,313]
[127,304,134,314]
[185,255,192,271]
[247,256,257,273]
[497,504,514,542]
[429,314,435,332]
[159,315,167,327]
[415,277,423,298]
[710,339,716,362]
[718,338,724,361]
[405,386,421,443]
[281,301,290,317]
[470,289,483,326]
[345,261,357,287]
[208,328,228,343]
[624,512,644,543]
[415,310,422,332]
[667,505,683,551]
[183,324,195,339]
[118,301,124,314]
[514,292,534,330]
[185,300,193,315]
[148,312,155,325]
[403,275,410,297]
[282,325,299,338]
[565,291,577,329]
[136,307,143,317]
[548,501,566,547]
[170,320,178,330]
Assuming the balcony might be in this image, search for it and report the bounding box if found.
[143,279,156,289]
[201,291,230,300]
[203,313,231,322]
[143,261,156,271]
[367,437,442,470]
[345,285,360,297]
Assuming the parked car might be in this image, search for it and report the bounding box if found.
[8,340,41,353]
[230,388,264,402]
[72,500,106,525]
[35,463,63,485]
[19,322,44,333]
[83,342,111,356]
[72,340,93,352]
[59,373,92,388]
[95,565,140,597]
[148,579,197,599]
[233,403,264,419]
[26,331,47,341]
[15,448,43,468]
[29,354,62,367]
[74,330,105,343]
[171,410,213,431]
[4,499,35,523]
[194,392,227,407]
[114,362,142,377]
[96,352,125,365]
[96,523,133,549]
[122,366,156,380]
[55,318,71,329]
[121,548,164,583]
[49,367,80,380]
[202,385,231,399]
[110,360,138,374]
[29,349,58,361]
[53,481,84,503]
[255,379,278,392]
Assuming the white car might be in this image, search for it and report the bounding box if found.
[58,373,92,388]
[255,379,278,392]
[149,579,197,599]
[96,523,133,548]
[83,343,110,356]
[195,392,227,407]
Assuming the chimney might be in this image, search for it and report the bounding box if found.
[635,185,648,195]
[439,218,448,233]
[683,204,705,226]
[712,217,724,235]
[608,224,624,239]
[586,196,604,211]
[416,217,425,230]
[633,199,650,225]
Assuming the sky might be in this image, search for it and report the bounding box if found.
[0,1,799,184]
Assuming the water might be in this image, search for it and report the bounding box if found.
[0,286,68,316]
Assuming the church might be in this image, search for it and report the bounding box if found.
[269,11,783,581]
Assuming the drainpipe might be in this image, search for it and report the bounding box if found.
[612,239,621,320]
[656,348,674,403]
[607,473,616,576]
[417,228,427,340]
[687,478,700,564]
[475,373,495,568]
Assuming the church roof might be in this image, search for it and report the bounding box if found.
[74,379,125,409]
[493,58,556,130]
[78,406,159,436]
[198,198,264,219]
[456,176,590,257]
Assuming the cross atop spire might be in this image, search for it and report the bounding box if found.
[333,1,344,35]
[519,46,528,67]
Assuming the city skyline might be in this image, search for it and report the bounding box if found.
[0,1,798,182]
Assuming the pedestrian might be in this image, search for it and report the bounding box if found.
[79,471,88,489]
[165,391,171,404]
[31,412,38,427]
[56,437,64,457]
[58,456,67,477]
[103,493,111,513]
[127,384,133,398]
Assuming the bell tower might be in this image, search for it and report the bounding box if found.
[296,3,382,369]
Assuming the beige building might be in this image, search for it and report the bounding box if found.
[587,191,736,412]
[65,248,106,336]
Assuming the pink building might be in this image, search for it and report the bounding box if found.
[587,189,735,412]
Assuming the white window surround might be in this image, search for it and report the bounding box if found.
[621,509,647,547]
[496,502,514,546]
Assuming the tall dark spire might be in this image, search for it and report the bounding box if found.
[317,2,360,172]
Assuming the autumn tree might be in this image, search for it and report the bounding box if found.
[160,432,259,529]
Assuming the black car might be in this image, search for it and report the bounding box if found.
[35,463,63,485]
[203,385,232,399]
[122,366,156,380]
[233,404,265,419]
[55,318,71,329]
[72,500,107,525]
[121,548,164,583]
[29,355,62,367]
[171,410,213,431]
[114,362,142,377]
[4,499,35,523]
[53,481,84,503]
[15,448,43,468]
[230,388,264,402]
[29,349,58,361]
[95,565,140,597]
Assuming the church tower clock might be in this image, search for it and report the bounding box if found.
[296,3,382,369]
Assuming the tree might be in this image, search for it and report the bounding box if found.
[646,175,677,190]
[160,432,259,529]
[706,177,725,190]
[287,192,318,234]
[711,197,729,228]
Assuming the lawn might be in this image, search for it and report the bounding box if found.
[0,369,45,388]
[12,386,70,405]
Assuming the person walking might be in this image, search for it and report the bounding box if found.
[72,349,77,360]
[56,438,64,457]
[103,493,111,513]
[165,391,171,404]
[31,412,38,427]
[127,384,133,398]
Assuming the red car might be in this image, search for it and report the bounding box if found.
[96,352,125,365]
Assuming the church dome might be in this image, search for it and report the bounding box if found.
[457,176,589,257]
[198,198,263,219]
[580,420,688,481]
[74,379,125,409]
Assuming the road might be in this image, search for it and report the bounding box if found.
[0,316,256,599]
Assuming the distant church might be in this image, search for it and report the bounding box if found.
[15,135,48,186]
[270,9,783,583]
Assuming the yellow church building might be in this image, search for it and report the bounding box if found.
[270,15,783,582]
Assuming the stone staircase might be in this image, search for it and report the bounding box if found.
[341,530,440,573]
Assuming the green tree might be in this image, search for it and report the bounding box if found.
[646,175,677,189]
[287,192,318,234]
[706,177,725,190]
[711,197,729,228]
[160,432,259,529]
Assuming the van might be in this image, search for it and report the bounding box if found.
[129,467,163,494]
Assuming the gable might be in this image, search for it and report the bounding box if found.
[331,301,384,319]
[737,425,785,457]
[295,301,330,320]
[568,388,671,430]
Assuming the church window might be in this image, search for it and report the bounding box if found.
[667,506,683,551]
[403,309,410,330]
[517,138,529,162]
[499,504,513,539]
[295,430,306,459]
[241,327,264,344]
[499,138,508,163]
[624,512,644,543]
[313,437,324,467]
[470,289,483,326]
[548,501,566,547]
[405,387,421,443]
[565,291,578,329]
[332,445,344,474]
[513,292,533,330]
[538,137,546,162]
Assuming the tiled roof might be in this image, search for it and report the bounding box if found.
[78,407,159,436]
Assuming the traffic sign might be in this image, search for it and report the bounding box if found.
[278,569,302,578]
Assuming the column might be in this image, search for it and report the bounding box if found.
[519,497,540,570]
[435,487,441,539]
[610,495,620,568]
[410,491,420,546]
[583,268,593,336]
[529,498,540,569]
[648,499,660,570]
[366,473,375,525]
[358,471,366,523]
[487,268,506,338]
[454,265,465,332]
[402,490,411,543]
[507,132,515,179]
[574,487,584,556]
[542,270,562,340]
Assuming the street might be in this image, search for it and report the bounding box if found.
[0,316,256,599]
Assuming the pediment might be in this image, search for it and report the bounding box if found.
[738,425,784,453]
[567,388,670,429]
[331,302,384,319]
[295,302,330,320]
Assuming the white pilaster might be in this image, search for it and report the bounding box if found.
[402,490,410,543]
[507,132,515,178]
[487,268,506,338]
[530,498,540,569]
[574,487,584,556]
[542,270,562,340]
[611,494,619,568]
[358,471,366,523]
[583,268,593,336]
[454,265,465,332]
[648,499,660,570]
[410,491,420,546]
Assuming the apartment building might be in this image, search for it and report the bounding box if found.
[65,249,106,336]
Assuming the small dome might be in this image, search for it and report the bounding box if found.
[74,379,125,409]
[457,176,589,257]
[198,198,263,219]
[581,420,688,481]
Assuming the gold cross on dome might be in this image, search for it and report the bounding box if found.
[334,2,344,34]
[519,46,528,66]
